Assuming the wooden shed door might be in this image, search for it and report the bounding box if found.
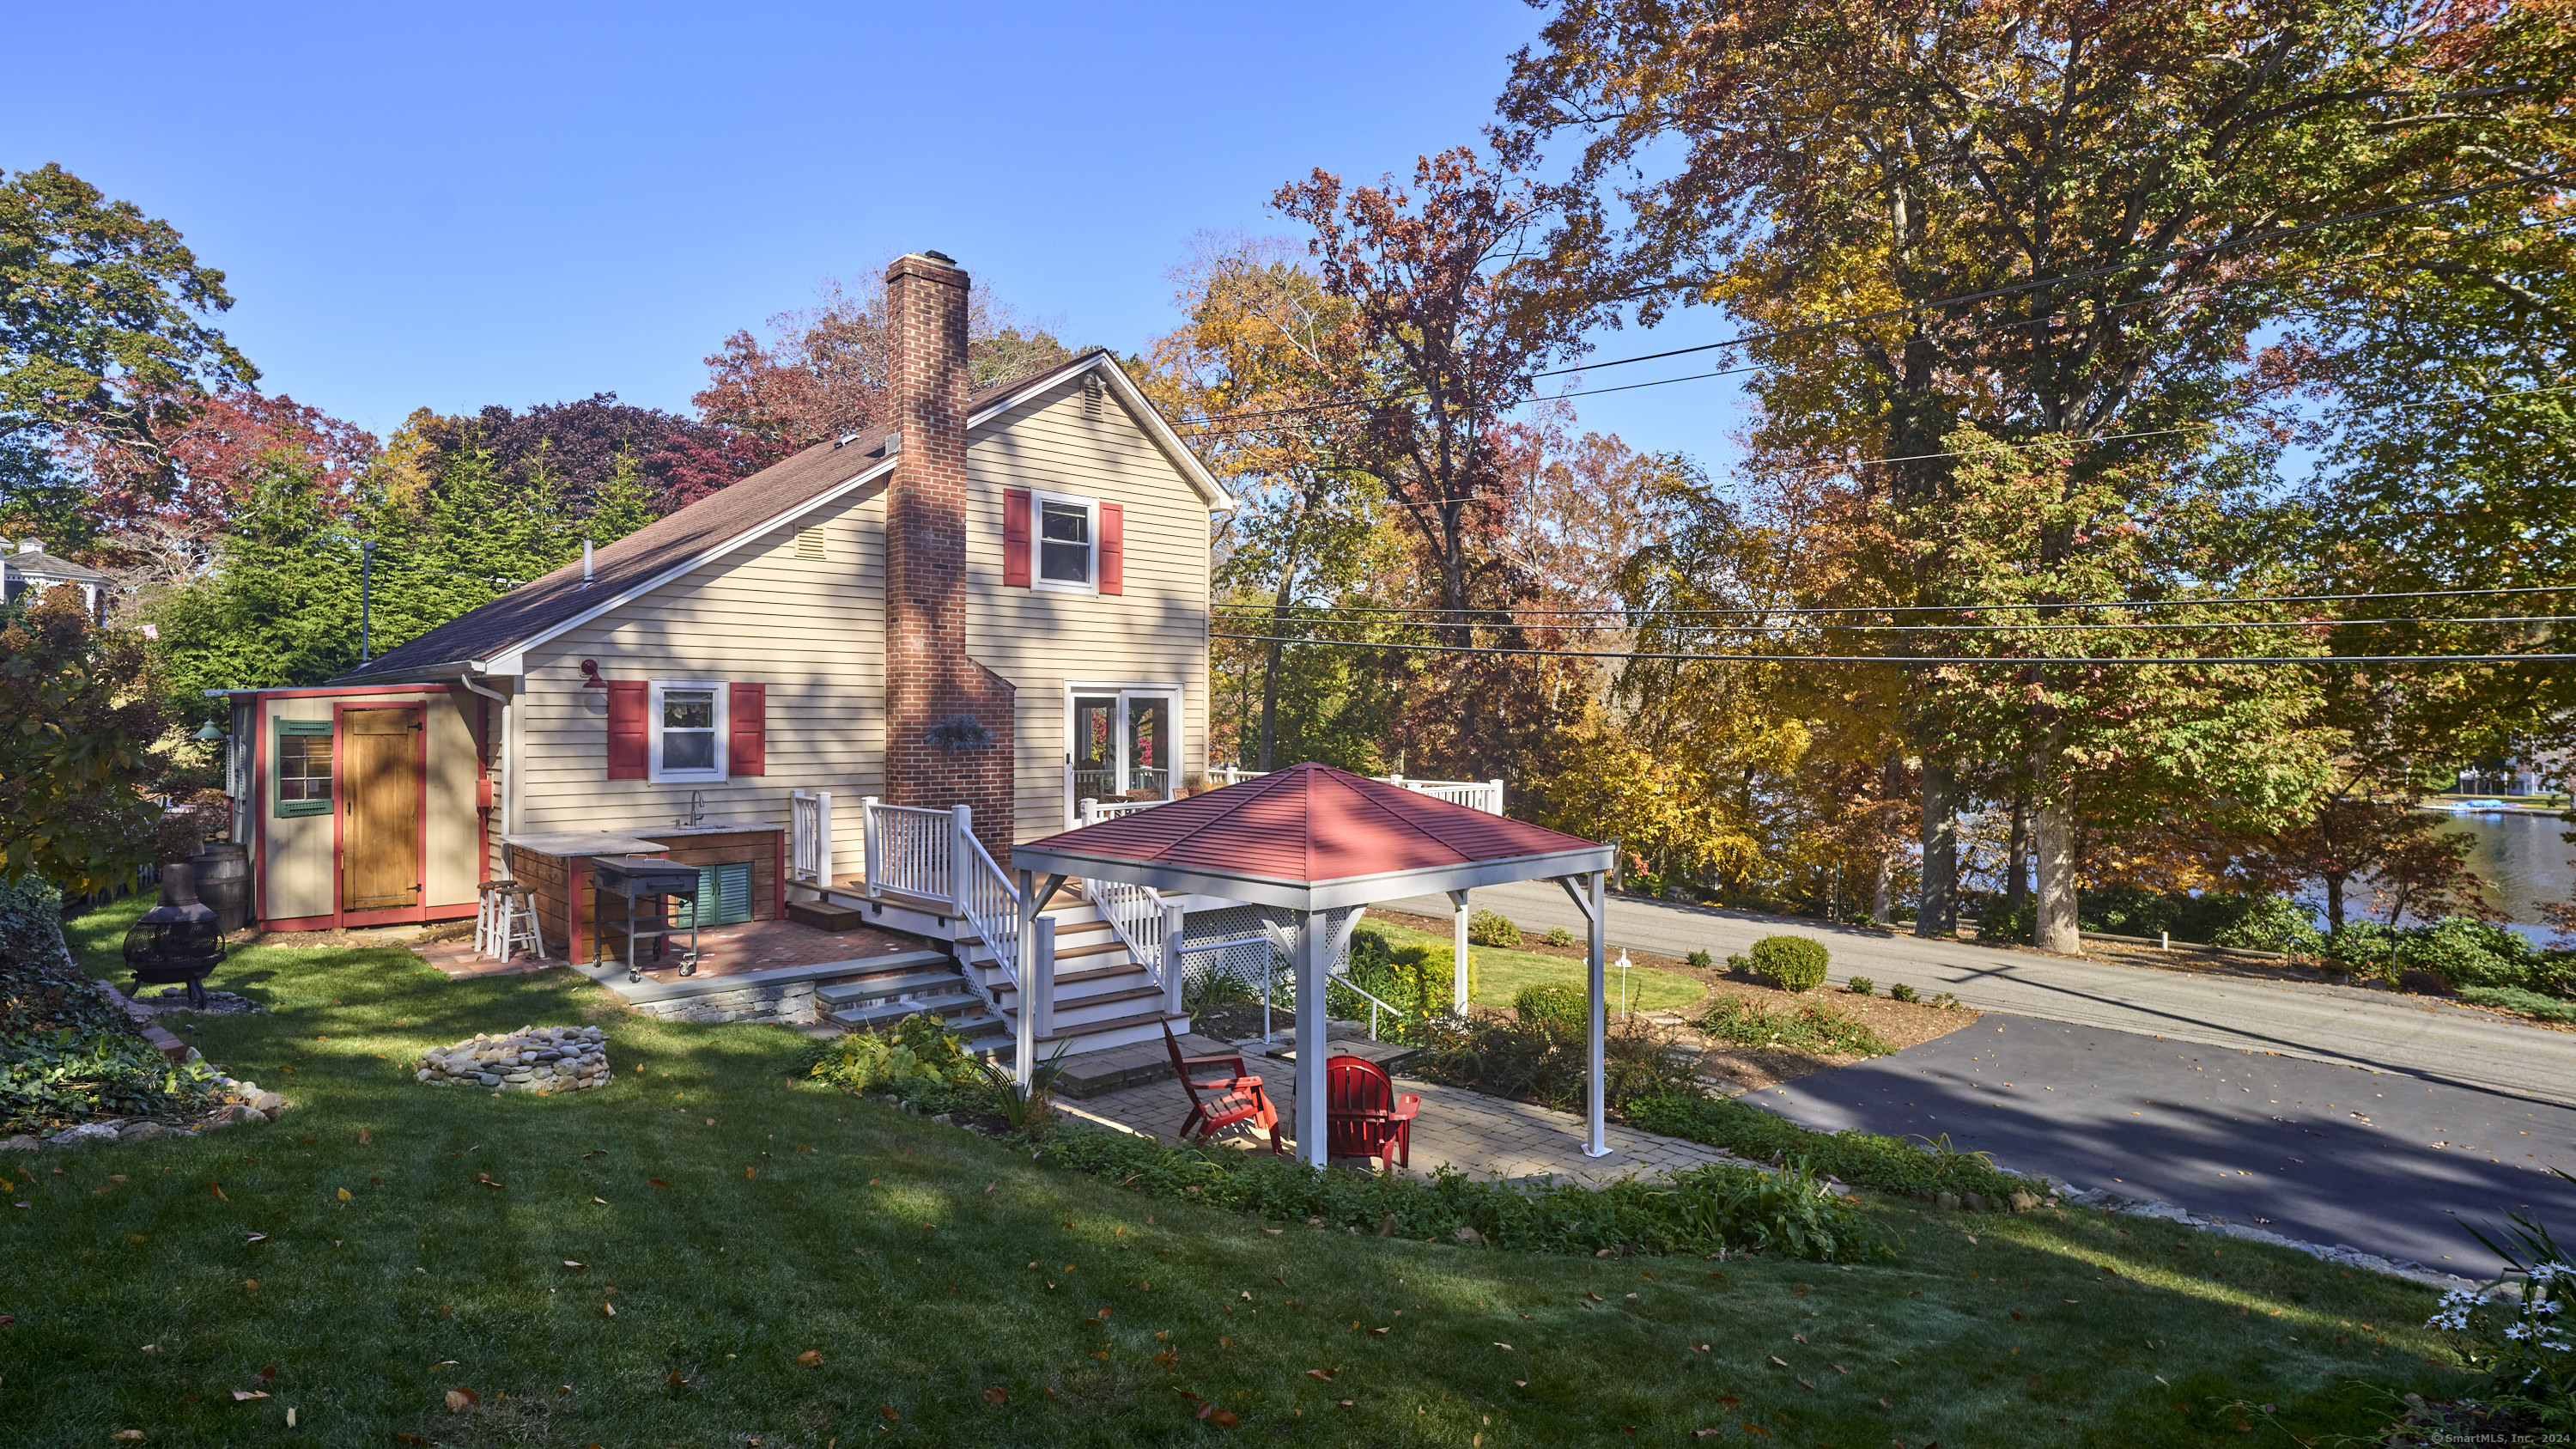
[342,708,422,912]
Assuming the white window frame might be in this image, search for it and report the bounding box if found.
[1030,488,1099,595]
[1061,682,1185,824]
[648,679,729,784]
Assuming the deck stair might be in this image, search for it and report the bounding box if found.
[788,870,1188,1061]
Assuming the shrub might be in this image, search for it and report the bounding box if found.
[1415,1003,1698,1111]
[1699,995,1895,1057]
[2460,986,2576,1024]
[1748,935,1830,992]
[1624,1093,2041,1202]
[1029,1126,1890,1263]
[1,876,221,1133]
[2202,893,2324,954]
[1512,983,1585,1034]
[1686,949,1714,970]
[1888,983,1919,1003]
[1543,925,1575,948]
[806,1032,940,1095]
[1467,908,1522,948]
[1724,953,1751,974]
[1844,977,1874,996]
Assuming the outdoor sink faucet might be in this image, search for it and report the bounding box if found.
[676,789,705,827]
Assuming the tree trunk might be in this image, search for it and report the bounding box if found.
[1871,844,1896,925]
[2324,872,2346,933]
[2004,795,2029,914]
[2032,786,2081,955]
[1917,764,1957,938]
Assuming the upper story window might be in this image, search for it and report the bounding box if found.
[650,681,727,783]
[1036,492,1096,591]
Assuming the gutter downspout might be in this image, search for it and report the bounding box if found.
[459,671,512,856]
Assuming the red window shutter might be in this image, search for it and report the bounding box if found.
[605,680,647,779]
[1099,501,1124,595]
[1002,488,1031,587]
[728,681,766,776]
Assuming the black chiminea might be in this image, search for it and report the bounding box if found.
[124,862,226,1008]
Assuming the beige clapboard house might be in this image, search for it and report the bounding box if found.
[216,253,1235,1056]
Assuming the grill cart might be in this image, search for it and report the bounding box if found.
[589,854,702,983]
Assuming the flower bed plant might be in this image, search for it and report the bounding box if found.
[1698,995,1897,1057]
[1623,1091,2041,1202]
[1027,1125,1891,1263]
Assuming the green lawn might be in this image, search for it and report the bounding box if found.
[7,899,2464,1446]
[1363,916,1709,1015]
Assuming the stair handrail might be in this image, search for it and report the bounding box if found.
[952,821,1021,996]
[1090,876,1169,989]
[787,789,832,886]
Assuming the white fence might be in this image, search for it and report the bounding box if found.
[787,789,833,886]
[862,799,957,904]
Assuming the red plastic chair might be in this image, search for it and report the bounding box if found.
[1162,1023,1280,1151]
[1325,1054,1421,1168]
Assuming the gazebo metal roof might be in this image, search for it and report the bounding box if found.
[1012,763,1613,906]
[1011,764,1619,1166]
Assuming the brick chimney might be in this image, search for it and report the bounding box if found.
[881,251,1017,866]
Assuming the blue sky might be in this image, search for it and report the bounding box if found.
[9,1,1752,469]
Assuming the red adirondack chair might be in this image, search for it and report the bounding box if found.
[1325,1054,1421,1168]
[1162,1023,1281,1151]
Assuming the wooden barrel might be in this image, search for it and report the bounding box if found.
[191,843,250,933]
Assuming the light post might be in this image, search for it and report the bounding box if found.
[358,540,378,663]
[1615,947,1632,1017]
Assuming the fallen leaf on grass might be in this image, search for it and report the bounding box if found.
[1716,1396,1741,1406]
[243,1280,259,1293]
[592,1196,609,1205]
[244,1233,267,1245]
[1200,1406,1238,1428]
[231,1390,270,1402]
[647,1178,671,1190]
[1691,1344,1709,1353]
[444,1388,478,1411]
[1369,1327,1389,1336]
[1767,1356,1788,1368]
[602,1302,616,1316]
[878,1407,900,1421]
[1792,1333,1807,1343]
[667,1372,686,1387]
[112,1433,144,1441]
[1741,1426,1772,1439]
[2009,1311,2024,1321]
[799,1350,823,1367]
[983,1387,1008,1403]
[358,1129,372,1145]
[563,1261,585,1269]
[475,1173,504,1190]
[337,1188,351,1201]
[1305,1370,1336,1382]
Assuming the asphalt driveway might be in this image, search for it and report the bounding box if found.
[1386,880,2576,1107]
[1753,1012,2576,1277]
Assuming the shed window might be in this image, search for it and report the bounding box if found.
[274,720,333,817]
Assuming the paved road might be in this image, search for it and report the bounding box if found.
[1385,880,2576,1107]
[1753,1013,2576,1277]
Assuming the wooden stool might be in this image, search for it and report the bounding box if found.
[477,880,547,963]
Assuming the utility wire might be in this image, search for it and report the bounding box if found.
[1209,630,2576,667]
[1215,581,2576,620]
[1214,612,2576,635]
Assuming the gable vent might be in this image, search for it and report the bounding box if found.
[794,527,827,561]
[1083,373,1106,419]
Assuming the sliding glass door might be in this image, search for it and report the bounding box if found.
[1066,688,1182,823]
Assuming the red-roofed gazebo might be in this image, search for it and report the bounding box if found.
[1014,764,1617,1166]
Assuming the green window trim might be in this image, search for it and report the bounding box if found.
[274,718,333,818]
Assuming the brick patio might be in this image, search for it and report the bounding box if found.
[1064,1033,1761,1186]
[412,916,926,983]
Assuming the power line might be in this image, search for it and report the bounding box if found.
[1210,630,2576,667]
[1170,169,2576,433]
[1215,581,2576,620]
[1215,612,2576,635]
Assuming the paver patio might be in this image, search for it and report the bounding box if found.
[1066,1033,1760,1185]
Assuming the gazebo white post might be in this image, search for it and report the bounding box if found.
[1584,867,1609,1158]
[1016,868,1039,1090]
[1447,888,1472,1014]
[1297,907,1328,1166]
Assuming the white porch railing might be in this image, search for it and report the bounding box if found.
[954,818,1022,997]
[787,789,833,886]
[862,798,957,903]
[1195,770,1506,814]
[1076,796,1162,825]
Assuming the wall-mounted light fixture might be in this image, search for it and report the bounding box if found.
[580,659,606,690]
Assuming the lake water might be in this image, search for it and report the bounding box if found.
[2297,810,2573,941]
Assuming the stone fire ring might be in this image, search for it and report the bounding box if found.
[420,1026,609,1093]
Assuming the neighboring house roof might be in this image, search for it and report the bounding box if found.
[1,548,111,586]
[327,350,1226,685]
[1014,764,1611,910]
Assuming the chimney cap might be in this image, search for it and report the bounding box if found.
[921,250,956,264]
